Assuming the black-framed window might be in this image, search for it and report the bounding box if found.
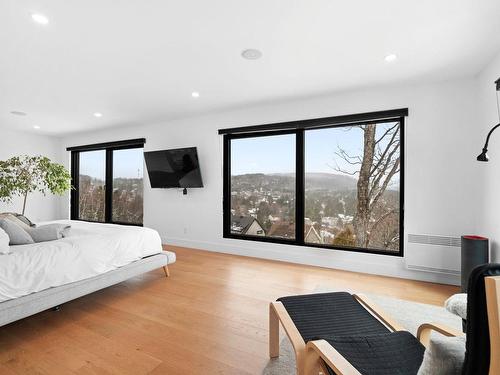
[67,139,145,226]
[221,109,406,256]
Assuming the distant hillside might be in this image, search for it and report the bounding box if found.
[79,175,143,190]
[231,173,295,191]
[231,173,357,191]
[302,173,357,191]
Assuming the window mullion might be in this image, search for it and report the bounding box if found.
[295,130,305,245]
[223,135,231,237]
[105,149,113,223]
[70,151,80,220]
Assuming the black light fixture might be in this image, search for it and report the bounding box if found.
[477,78,500,162]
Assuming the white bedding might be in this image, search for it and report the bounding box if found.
[0,220,163,302]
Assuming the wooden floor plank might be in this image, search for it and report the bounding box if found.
[0,246,458,374]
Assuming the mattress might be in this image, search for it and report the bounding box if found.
[0,220,167,302]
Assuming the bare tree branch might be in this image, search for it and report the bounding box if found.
[334,149,362,165]
[369,209,397,232]
[370,128,399,175]
[330,167,359,176]
[370,141,400,197]
[370,156,400,210]
[375,123,399,145]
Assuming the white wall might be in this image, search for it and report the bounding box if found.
[477,50,500,262]
[60,77,486,285]
[0,128,63,221]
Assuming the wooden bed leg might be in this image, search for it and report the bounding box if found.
[269,303,280,358]
[163,266,170,278]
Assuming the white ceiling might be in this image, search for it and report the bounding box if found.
[2,0,500,135]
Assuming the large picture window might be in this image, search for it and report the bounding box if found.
[222,110,405,256]
[68,139,145,226]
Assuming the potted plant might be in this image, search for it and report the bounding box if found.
[0,155,72,215]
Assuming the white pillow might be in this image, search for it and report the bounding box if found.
[417,335,466,375]
[445,294,467,320]
[0,227,10,254]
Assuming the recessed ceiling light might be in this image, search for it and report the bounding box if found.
[241,49,262,60]
[384,54,398,62]
[31,13,49,25]
[191,92,200,98]
[33,125,40,129]
[10,111,27,116]
[93,112,103,118]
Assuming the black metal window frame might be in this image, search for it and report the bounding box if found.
[221,109,406,257]
[67,138,146,226]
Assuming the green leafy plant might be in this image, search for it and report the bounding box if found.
[0,155,72,215]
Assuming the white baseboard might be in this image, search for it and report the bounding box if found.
[162,235,461,286]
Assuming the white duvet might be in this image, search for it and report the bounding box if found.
[0,220,163,302]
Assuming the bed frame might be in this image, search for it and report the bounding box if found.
[0,251,174,327]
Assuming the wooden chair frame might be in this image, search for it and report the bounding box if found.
[269,294,405,375]
[485,275,500,374]
[301,276,500,375]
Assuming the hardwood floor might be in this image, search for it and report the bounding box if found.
[0,246,459,374]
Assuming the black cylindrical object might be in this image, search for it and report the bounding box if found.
[461,235,489,292]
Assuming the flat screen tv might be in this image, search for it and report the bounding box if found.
[144,147,203,189]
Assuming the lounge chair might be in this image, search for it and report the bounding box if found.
[270,264,500,375]
[304,264,500,374]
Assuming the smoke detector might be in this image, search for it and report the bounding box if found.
[241,49,263,60]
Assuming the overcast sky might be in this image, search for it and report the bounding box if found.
[79,148,143,179]
[231,122,400,177]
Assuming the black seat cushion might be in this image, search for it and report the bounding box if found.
[277,292,389,342]
[321,331,425,375]
[462,263,500,375]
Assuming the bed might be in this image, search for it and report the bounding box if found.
[0,220,175,327]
